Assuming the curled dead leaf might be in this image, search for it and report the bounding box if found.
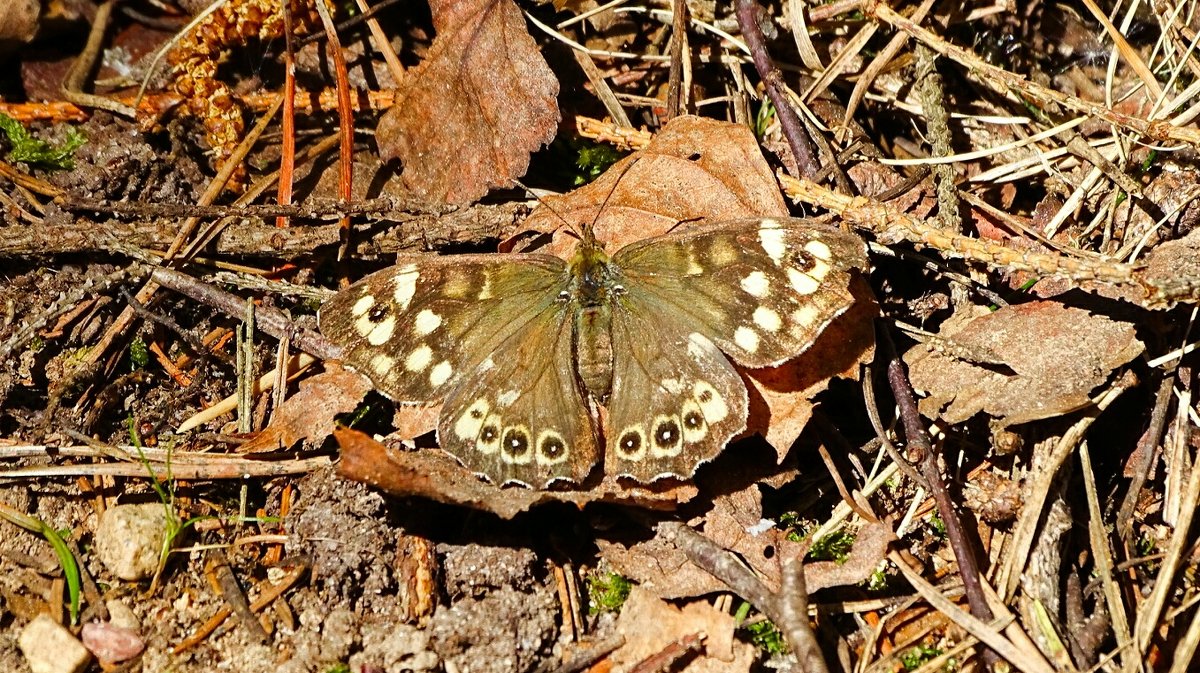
[377,0,559,204]
[240,367,371,453]
[905,301,1144,426]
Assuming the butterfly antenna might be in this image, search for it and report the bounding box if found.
[512,179,586,244]
[583,154,641,248]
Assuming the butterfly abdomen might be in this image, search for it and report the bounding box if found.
[574,305,614,402]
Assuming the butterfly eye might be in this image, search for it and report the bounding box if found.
[536,431,569,465]
[652,417,683,457]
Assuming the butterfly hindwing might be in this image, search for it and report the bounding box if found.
[318,254,567,403]
[612,217,867,368]
[604,305,749,481]
[437,307,599,487]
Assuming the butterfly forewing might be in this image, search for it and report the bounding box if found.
[318,254,567,404]
[612,217,867,368]
[438,307,599,487]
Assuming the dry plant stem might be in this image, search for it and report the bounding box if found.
[1116,372,1175,539]
[996,373,1136,598]
[884,354,998,663]
[572,51,632,128]
[150,268,341,362]
[842,0,935,126]
[782,175,1141,286]
[666,0,688,119]
[629,634,705,673]
[1134,369,1200,664]
[173,556,309,654]
[59,0,136,118]
[352,0,405,84]
[1078,441,1133,671]
[312,0,355,247]
[277,1,298,229]
[889,550,1055,673]
[914,45,961,235]
[0,266,143,361]
[0,456,332,480]
[542,634,624,673]
[661,522,831,673]
[208,549,268,642]
[734,0,818,177]
[867,3,1200,147]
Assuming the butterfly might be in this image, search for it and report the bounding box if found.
[318,216,867,488]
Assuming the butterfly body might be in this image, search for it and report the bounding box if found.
[319,217,867,488]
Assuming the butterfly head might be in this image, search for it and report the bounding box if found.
[567,240,622,308]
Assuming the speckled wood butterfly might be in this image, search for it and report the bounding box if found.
[319,216,866,488]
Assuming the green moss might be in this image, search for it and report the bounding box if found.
[0,113,86,170]
[808,529,855,563]
[130,338,150,369]
[586,571,632,614]
[900,644,944,670]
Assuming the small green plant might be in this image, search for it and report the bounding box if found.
[324,664,351,673]
[777,511,813,542]
[753,100,776,139]
[865,565,891,592]
[0,113,86,170]
[572,139,623,186]
[929,514,947,537]
[900,644,943,670]
[586,571,632,614]
[734,602,788,655]
[0,504,82,624]
[130,338,150,369]
[808,529,855,563]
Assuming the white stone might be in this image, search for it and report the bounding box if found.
[94,503,169,581]
[18,615,92,673]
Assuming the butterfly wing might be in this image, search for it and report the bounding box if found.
[437,307,599,487]
[611,218,867,368]
[319,253,567,402]
[604,218,866,480]
[319,253,599,487]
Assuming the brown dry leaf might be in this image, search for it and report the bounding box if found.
[599,484,894,598]
[376,0,559,204]
[1138,227,1200,306]
[610,587,756,673]
[906,301,1144,427]
[239,367,371,453]
[334,428,697,519]
[516,115,788,256]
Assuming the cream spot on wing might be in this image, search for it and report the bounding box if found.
[792,305,821,328]
[393,266,419,309]
[454,399,490,440]
[429,360,453,387]
[480,356,496,372]
[535,430,569,465]
[694,381,728,423]
[740,271,769,297]
[476,414,502,454]
[734,326,760,353]
[787,267,820,295]
[351,295,375,317]
[497,389,521,406]
[758,219,786,265]
[809,257,831,281]
[414,309,442,336]
[478,272,493,300]
[709,238,738,265]
[686,253,704,276]
[615,426,647,461]
[369,353,394,376]
[805,239,832,260]
[680,399,708,443]
[404,345,432,372]
[753,306,782,332]
[650,415,683,457]
[354,312,375,337]
[366,316,396,345]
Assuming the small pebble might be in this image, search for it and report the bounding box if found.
[94,503,170,581]
[17,614,93,673]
